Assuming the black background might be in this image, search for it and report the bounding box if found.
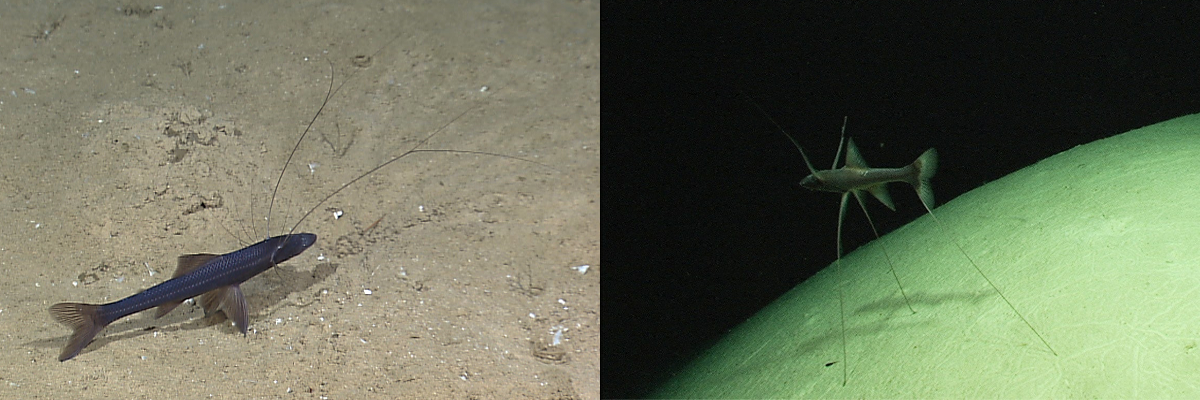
[602,3,1200,398]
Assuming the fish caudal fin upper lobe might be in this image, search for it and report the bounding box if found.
[48,303,108,361]
[910,148,938,209]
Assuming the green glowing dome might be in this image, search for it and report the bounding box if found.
[654,114,1200,398]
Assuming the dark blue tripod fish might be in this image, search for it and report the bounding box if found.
[49,234,315,361]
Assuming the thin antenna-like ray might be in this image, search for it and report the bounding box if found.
[283,106,558,237]
[850,191,915,314]
[267,34,408,238]
[835,192,849,386]
[916,200,1057,356]
[737,90,820,176]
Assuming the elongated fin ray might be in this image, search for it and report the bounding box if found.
[281,107,557,239]
[832,116,848,169]
[850,191,915,314]
[834,192,849,386]
[738,90,820,176]
[266,34,408,238]
[916,200,1057,356]
[835,190,916,387]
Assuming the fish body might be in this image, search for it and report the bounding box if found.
[800,138,938,211]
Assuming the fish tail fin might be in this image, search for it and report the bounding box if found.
[910,148,938,209]
[48,302,108,361]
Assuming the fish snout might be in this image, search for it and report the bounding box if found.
[296,233,317,248]
[800,175,821,190]
[272,233,318,264]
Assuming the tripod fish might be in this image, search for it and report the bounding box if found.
[799,136,937,215]
[741,96,1056,386]
[49,234,315,361]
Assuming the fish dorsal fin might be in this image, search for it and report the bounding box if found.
[174,254,220,278]
[843,138,869,169]
[845,138,897,210]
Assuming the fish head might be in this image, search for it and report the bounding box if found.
[800,171,836,193]
[271,233,317,264]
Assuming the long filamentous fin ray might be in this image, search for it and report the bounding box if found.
[918,201,1057,356]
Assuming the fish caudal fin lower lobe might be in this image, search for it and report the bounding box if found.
[48,303,108,362]
[910,148,938,209]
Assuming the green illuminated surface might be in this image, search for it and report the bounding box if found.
[654,114,1200,398]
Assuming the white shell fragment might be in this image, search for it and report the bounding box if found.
[551,325,565,346]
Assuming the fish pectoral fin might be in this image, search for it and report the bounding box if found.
[199,285,251,335]
[173,254,220,278]
[865,184,896,211]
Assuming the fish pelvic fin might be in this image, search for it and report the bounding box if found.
[154,300,184,319]
[864,185,896,211]
[48,303,108,361]
[910,148,938,209]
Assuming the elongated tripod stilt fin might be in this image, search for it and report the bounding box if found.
[916,198,1057,356]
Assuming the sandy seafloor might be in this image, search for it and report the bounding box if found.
[0,0,598,398]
